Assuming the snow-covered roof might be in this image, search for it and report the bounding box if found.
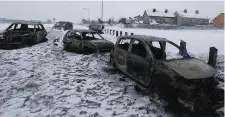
[175,10,209,19]
[146,10,175,17]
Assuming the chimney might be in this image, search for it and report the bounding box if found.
[153,8,156,12]
[184,9,187,13]
[195,10,199,14]
[165,9,168,13]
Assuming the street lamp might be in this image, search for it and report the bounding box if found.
[83,8,90,24]
[80,13,84,25]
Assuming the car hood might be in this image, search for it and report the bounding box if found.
[89,39,114,47]
[161,59,216,79]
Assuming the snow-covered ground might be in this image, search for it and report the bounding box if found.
[0,23,224,117]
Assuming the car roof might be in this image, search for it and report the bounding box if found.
[13,21,41,25]
[71,29,96,33]
[119,35,170,42]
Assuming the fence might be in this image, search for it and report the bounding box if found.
[103,29,218,67]
[104,29,134,37]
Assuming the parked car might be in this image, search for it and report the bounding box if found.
[63,29,114,54]
[53,21,73,30]
[110,35,224,112]
[0,21,47,49]
[89,24,104,34]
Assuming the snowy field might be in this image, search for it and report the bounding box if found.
[105,25,224,55]
[0,23,224,117]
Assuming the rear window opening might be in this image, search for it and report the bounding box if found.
[118,38,131,51]
[132,40,147,58]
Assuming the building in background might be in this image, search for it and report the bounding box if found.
[143,8,209,26]
[174,9,209,26]
[143,8,176,25]
[212,13,224,27]
[134,15,143,23]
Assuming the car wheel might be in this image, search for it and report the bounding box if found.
[83,47,93,54]
[152,73,176,101]
[110,54,116,67]
[63,45,70,51]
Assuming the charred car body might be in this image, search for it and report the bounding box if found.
[63,29,114,54]
[89,24,104,34]
[0,22,47,49]
[110,35,224,112]
[53,21,73,31]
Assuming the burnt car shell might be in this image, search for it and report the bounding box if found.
[110,35,223,112]
[63,29,113,54]
[53,21,73,31]
[0,22,47,49]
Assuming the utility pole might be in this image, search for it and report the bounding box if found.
[101,0,103,22]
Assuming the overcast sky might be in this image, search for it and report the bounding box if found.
[0,1,224,23]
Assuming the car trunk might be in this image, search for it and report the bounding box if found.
[89,39,114,52]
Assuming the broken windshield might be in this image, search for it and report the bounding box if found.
[82,32,103,40]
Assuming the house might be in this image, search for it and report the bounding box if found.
[143,9,176,25]
[174,9,209,26]
[134,15,143,22]
[212,13,224,27]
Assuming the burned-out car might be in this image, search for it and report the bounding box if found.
[63,29,114,54]
[0,22,47,49]
[110,35,224,112]
[53,21,73,31]
[89,24,104,34]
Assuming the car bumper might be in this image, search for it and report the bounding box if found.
[178,86,224,112]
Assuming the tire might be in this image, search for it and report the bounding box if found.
[152,73,177,101]
[63,45,70,51]
[110,54,116,67]
[83,47,94,55]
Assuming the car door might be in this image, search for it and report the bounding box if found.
[69,31,83,51]
[127,39,153,86]
[114,38,131,72]
[36,24,46,42]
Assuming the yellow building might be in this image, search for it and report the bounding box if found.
[213,13,224,27]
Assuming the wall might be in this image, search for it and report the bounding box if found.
[143,11,150,24]
[150,16,176,25]
[213,13,224,27]
[181,17,209,26]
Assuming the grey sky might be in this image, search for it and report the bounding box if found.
[0,1,223,23]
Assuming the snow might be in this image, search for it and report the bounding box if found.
[104,26,224,55]
[0,23,173,117]
[0,23,223,117]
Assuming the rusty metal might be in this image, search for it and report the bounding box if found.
[0,22,47,49]
[110,35,223,112]
[63,29,114,54]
